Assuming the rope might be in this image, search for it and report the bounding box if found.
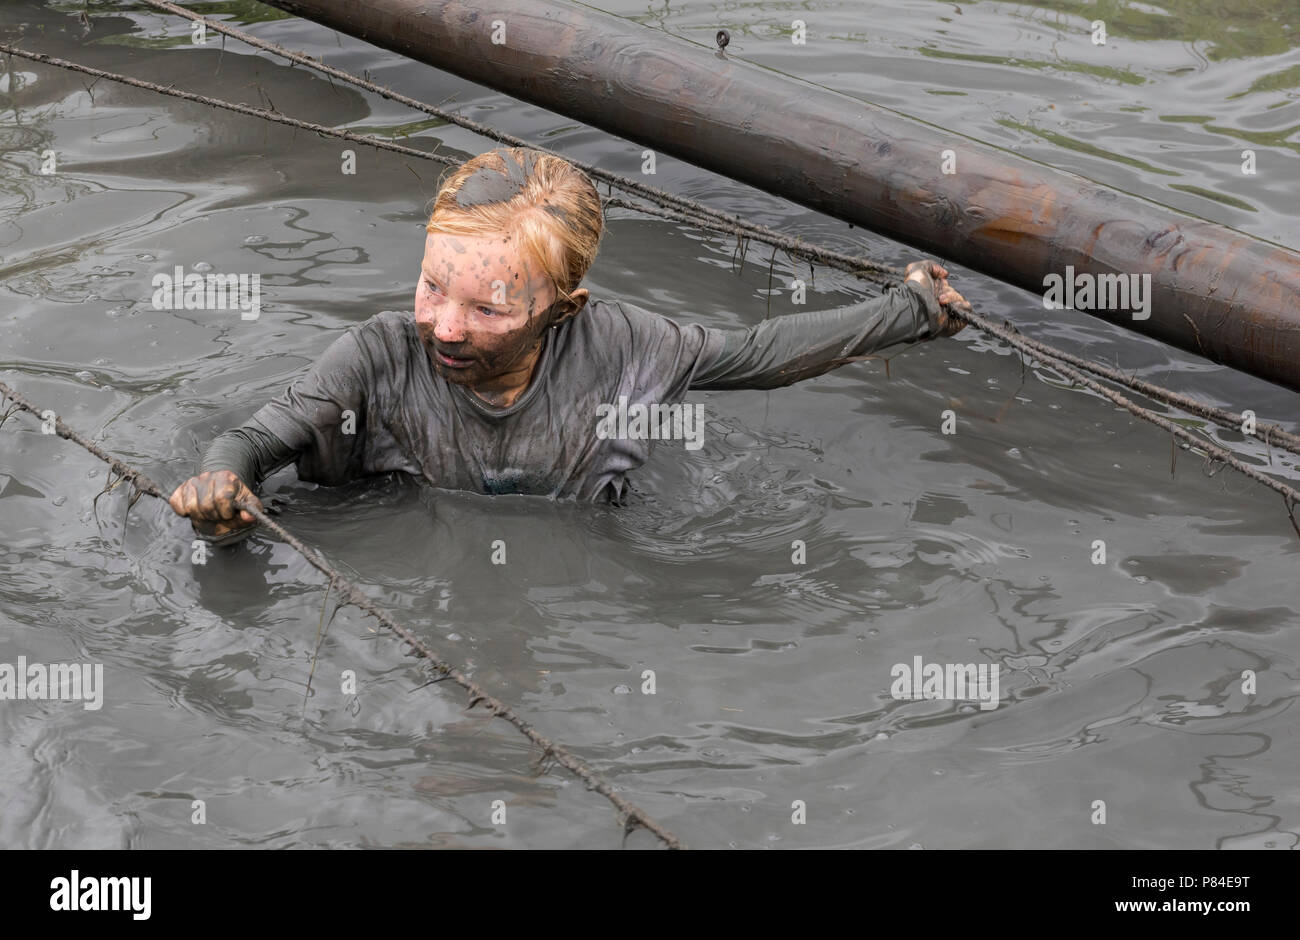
[941,322,1300,540]
[134,0,901,283]
[0,46,462,168]
[975,326,1300,458]
[0,378,685,849]
[4,34,1297,496]
[10,35,1295,520]
[0,42,897,288]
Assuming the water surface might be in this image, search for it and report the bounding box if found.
[1,0,1298,848]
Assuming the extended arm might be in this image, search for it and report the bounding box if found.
[690,276,953,391]
[170,322,375,545]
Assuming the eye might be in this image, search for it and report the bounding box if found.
[424,278,443,294]
[477,305,500,317]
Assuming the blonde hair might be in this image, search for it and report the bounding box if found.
[426,148,604,311]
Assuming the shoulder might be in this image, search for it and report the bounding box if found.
[574,297,692,342]
[577,296,635,331]
[566,297,714,387]
[347,310,418,356]
[309,311,416,378]
[365,309,417,341]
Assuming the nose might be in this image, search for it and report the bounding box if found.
[431,304,468,344]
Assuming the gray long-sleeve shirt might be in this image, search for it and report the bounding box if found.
[197,281,944,539]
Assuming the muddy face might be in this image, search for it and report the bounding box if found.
[413,231,558,392]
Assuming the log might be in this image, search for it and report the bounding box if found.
[263,0,1300,392]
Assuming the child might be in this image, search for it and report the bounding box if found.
[169,147,968,543]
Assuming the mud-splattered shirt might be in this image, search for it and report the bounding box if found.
[199,282,945,520]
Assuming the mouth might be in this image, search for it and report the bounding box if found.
[433,347,474,369]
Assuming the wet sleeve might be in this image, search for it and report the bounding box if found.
[689,281,944,391]
[199,422,299,491]
[187,325,375,546]
[242,326,374,486]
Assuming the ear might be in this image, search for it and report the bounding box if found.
[548,288,588,327]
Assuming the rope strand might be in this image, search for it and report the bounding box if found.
[0,45,460,166]
[2,39,1296,521]
[135,0,901,280]
[0,378,685,849]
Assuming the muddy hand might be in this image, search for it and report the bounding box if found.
[905,259,971,337]
[168,469,262,540]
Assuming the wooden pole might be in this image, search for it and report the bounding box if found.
[264,0,1300,392]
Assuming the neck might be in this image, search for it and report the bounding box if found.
[467,334,547,408]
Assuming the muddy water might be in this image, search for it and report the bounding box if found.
[1,0,1297,848]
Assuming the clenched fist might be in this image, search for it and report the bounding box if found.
[904,260,971,337]
[168,469,261,542]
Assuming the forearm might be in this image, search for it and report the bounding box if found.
[199,420,299,490]
[690,281,943,391]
